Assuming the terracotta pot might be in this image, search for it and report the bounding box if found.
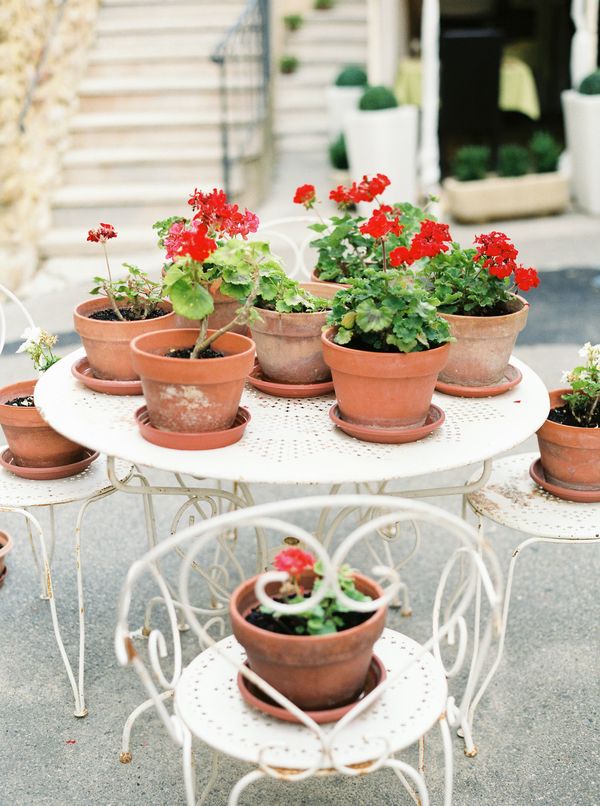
[175,281,247,335]
[73,298,176,382]
[230,572,386,711]
[0,531,13,586]
[438,295,528,387]
[536,388,600,491]
[310,269,351,289]
[0,380,85,467]
[250,282,343,384]
[130,328,255,433]
[321,327,450,428]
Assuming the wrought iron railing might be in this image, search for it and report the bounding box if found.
[211,0,271,200]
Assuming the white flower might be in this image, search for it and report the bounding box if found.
[561,370,572,384]
[16,326,43,354]
[578,342,600,366]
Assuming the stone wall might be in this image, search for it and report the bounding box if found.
[0,0,98,291]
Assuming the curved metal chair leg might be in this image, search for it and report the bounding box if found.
[120,691,174,763]
[182,724,195,806]
[228,769,266,806]
[198,750,220,806]
[386,758,430,806]
[439,715,454,806]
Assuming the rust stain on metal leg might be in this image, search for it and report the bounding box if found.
[119,751,133,764]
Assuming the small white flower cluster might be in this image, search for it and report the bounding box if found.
[16,326,43,354]
[561,342,600,386]
[578,341,600,366]
[15,327,59,373]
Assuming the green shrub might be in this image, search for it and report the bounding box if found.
[579,69,600,94]
[279,55,299,74]
[314,0,334,8]
[452,145,491,181]
[529,131,561,173]
[329,134,349,170]
[283,14,303,32]
[335,65,368,87]
[497,144,529,177]
[358,85,398,111]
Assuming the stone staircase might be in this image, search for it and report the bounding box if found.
[32,0,248,294]
[275,0,368,153]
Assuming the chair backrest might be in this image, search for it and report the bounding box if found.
[115,494,501,775]
[439,28,503,140]
[0,282,36,359]
[252,216,321,282]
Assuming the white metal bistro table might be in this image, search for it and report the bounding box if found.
[35,348,548,748]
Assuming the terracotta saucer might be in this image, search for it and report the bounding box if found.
[329,403,445,444]
[0,565,7,587]
[72,357,142,396]
[0,448,99,480]
[529,458,600,503]
[435,364,522,398]
[237,654,387,725]
[247,364,334,398]
[135,406,251,450]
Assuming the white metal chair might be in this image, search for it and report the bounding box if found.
[465,451,600,730]
[0,283,133,716]
[254,215,321,281]
[115,494,502,804]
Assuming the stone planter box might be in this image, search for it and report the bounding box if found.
[442,172,569,223]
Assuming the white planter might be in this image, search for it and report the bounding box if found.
[325,85,363,141]
[344,105,419,205]
[442,172,569,223]
[562,89,600,215]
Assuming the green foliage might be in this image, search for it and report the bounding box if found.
[579,69,600,94]
[529,131,561,173]
[497,144,530,177]
[90,263,163,319]
[255,274,330,314]
[310,203,426,283]
[335,65,368,87]
[283,13,303,31]
[425,244,513,315]
[153,216,185,249]
[327,269,452,353]
[279,54,299,74]
[314,0,334,9]
[561,343,600,426]
[452,145,491,182]
[261,561,371,636]
[359,85,398,111]
[329,134,349,170]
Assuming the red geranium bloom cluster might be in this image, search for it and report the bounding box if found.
[329,173,391,207]
[293,184,317,209]
[87,223,117,243]
[165,219,217,264]
[188,187,259,239]
[273,547,315,578]
[474,231,540,291]
[389,219,452,266]
[359,208,403,240]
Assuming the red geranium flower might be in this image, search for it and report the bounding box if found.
[359,208,403,240]
[273,547,315,578]
[167,219,217,264]
[474,231,518,279]
[87,222,117,243]
[293,184,317,209]
[389,245,413,266]
[410,219,452,260]
[513,266,539,291]
[188,187,259,239]
[329,184,354,207]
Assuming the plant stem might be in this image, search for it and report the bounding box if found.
[102,242,125,321]
[381,238,387,272]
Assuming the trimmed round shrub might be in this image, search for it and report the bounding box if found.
[579,70,600,95]
[329,134,349,170]
[358,85,398,111]
[452,145,491,181]
[335,65,368,87]
[497,144,530,177]
[529,131,561,173]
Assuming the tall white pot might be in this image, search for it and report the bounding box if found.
[562,89,600,214]
[326,85,363,141]
[344,105,419,206]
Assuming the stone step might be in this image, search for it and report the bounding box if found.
[50,182,215,228]
[275,84,328,113]
[31,253,164,297]
[93,30,225,52]
[101,0,241,6]
[87,56,214,79]
[97,4,242,26]
[292,23,367,44]
[290,42,367,63]
[275,131,329,152]
[39,227,158,259]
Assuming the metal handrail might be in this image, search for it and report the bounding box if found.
[18,0,69,133]
[211,0,271,198]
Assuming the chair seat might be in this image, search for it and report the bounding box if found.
[174,628,447,770]
[0,453,132,508]
[468,453,600,539]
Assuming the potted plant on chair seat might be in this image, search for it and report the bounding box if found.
[532,342,600,500]
[231,547,386,713]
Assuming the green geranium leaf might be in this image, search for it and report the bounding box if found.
[169,278,214,320]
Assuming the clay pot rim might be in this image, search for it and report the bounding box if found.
[0,380,46,426]
[74,297,174,325]
[252,305,331,320]
[0,379,37,404]
[439,294,528,322]
[544,388,600,435]
[130,328,255,365]
[230,571,385,645]
[0,531,14,558]
[321,326,451,360]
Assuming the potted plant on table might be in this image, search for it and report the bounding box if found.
[0,329,87,472]
[74,224,175,382]
[533,342,600,499]
[562,69,600,215]
[231,547,386,712]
